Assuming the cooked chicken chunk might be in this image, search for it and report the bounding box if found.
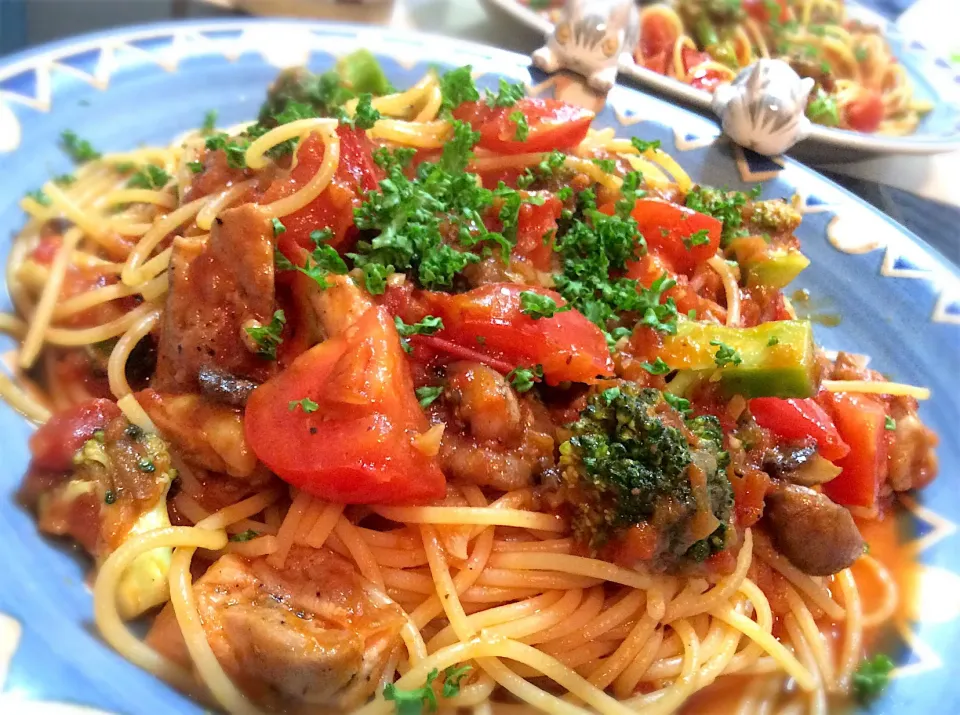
[146,546,404,713]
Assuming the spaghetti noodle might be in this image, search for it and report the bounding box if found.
[1,55,936,715]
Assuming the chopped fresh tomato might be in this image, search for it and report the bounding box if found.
[843,90,884,133]
[818,392,889,510]
[681,47,711,74]
[514,194,562,271]
[689,66,730,92]
[749,397,850,461]
[625,252,719,320]
[29,234,63,264]
[244,307,445,504]
[602,198,722,273]
[640,12,679,68]
[29,398,121,471]
[263,127,381,252]
[743,0,789,23]
[454,98,594,155]
[424,283,613,385]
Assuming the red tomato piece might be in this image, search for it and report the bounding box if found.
[743,0,789,23]
[843,90,884,133]
[603,198,721,274]
[515,194,562,271]
[749,397,850,462]
[689,66,729,92]
[262,127,381,253]
[681,47,711,75]
[454,98,594,155]
[244,307,445,504]
[818,392,889,510]
[29,398,122,471]
[640,12,679,64]
[424,283,613,385]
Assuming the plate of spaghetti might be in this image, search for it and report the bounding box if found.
[0,19,959,715]
[482,0,960,157]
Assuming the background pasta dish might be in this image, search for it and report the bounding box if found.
[636,0,932,135]
[0,49,941,715]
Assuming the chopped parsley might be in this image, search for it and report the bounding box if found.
[350,122,513,293]
[271,217,286,236]
[885,416,896,431]
[438,65,479,115]
[640,357,671,375]
[663,391,692,416]
[507,364,543,392]
[25,189,51,206]
[711,339,742,367]
[683,228,711,250]
[137,458,156,473]
[485,78,525,107]
[855,46,869,62]
[767,336,780,346]
[104,490,117,505]
[127,164,171,190]
[684,185,759,247]
[187,160,204,173]
[337,93,381,130]
[601,387,621,403]
[509,110,529,141]
[395,315,444,337]
[395,315,444,352]
[54,174,76,186]
[276,229,349,289]
[205,132,250,169]
[441,665,472,697]
[384,668,439,714]
[61,130,101,162]
[289,398,319,413]
[245,309,286,360]
[519,291,570,319]
[201,109,218,135]
[806,90,840,127]
[852,654,894,702]
[591,157,617,173]
[630,137,661,153]
[230,529,259,542]
[415,385,444,408]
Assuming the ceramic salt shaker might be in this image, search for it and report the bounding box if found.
[712,59,816,156]
[531,0,638,93]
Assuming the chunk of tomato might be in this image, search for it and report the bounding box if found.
[843,90,884,133]
[749,397,850,462]
[743,0,789,23]
[515,194,562,271]
[602,198,721,273]
[454,98,594,155]
[818,392,889,510]
[30,398,121,471]
[424,283,613,385]
[640,12,679,67]
[244,307,445,504]
[261,127,381,252]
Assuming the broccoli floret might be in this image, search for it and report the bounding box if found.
[745,199,802,236]
[559,384,733,571]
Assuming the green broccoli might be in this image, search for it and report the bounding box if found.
[559,384,733,571]
[73,422,176,619]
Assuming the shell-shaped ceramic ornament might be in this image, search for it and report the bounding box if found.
[531,0,637,93]
[712,59,815,156]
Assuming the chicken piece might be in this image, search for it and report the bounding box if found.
[146,546,404,713]
[154,204,276,393]
[763,483,864,576]
[138,389,264,480]
[430,362,556,490]
[886,401,938,493]
[308,273,374,339]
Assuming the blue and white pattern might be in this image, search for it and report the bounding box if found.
[0,20,958,715]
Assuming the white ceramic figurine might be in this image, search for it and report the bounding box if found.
[532,0,637,93]
[712,59,816,156]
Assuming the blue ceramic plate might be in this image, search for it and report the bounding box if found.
[482,0,960,160]
[0,20,958,715]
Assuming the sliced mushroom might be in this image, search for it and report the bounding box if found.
[764,483,864,576]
